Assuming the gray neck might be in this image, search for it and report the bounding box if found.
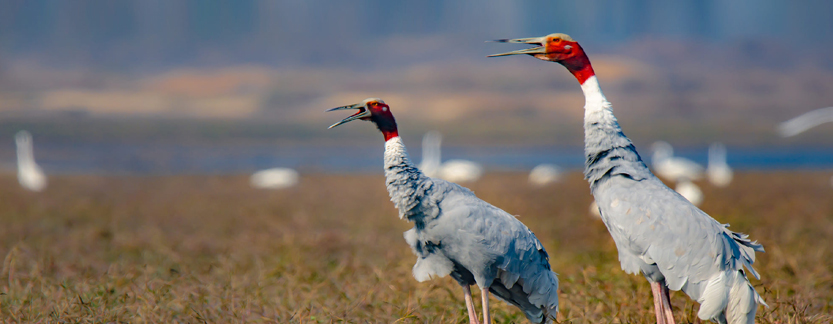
[580,76,651,191]
[384,137,439,224]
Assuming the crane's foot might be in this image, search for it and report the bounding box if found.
[463,285,481,324]
[481,287,491,324]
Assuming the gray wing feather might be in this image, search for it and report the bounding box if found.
[596,176,763,293]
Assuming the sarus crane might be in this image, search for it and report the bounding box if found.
[328,98,558,324]
[490,34,765,324]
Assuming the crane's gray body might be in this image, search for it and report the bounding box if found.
[581,76,764,324]
[384,137,559,323]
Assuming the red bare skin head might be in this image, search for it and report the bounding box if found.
[327,98,399,141]
[489,33,596,84]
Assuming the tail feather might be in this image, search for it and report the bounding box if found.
[698,272,730,321]
[727,271,766,324]
[490,270,558,324]
[698,271,765,324]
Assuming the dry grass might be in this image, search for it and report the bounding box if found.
[0,172,830,323]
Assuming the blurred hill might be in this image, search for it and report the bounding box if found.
[1,45,832,147]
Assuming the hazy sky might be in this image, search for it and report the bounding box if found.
[1,0,831,69]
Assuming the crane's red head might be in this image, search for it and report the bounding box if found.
[327,98,399,141]
[488,33,595,84]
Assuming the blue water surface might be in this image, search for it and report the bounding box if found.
[3,141,831,175]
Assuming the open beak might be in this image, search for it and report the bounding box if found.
[487,36,546,57]
[327,103,370,129]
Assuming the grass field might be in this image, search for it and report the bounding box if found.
[0,172,830,323]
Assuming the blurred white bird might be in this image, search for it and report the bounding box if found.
[707,143,733,187]
[438,160,484,183]
[650,141,704,181]
[419,131,483,183]
[528,164,562,186]
[588,200,601,218]
[675,178,704,206]
[650,141,706,205]
[419,131,442,176]
[15,131,47,192]
[250,168,299,189]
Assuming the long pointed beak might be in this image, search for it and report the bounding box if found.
[326,103,368,129]
[487,36,546,57]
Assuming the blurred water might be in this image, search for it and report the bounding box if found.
[2,142,831,175]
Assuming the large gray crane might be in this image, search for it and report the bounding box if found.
[490,34,765,324]
[328,98,558,324]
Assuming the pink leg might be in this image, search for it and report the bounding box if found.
[660,284,676,324]
[463,285,481,324]
[650,282,668,324]
[481,287,491,324]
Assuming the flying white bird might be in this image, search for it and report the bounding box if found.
[651,141,704,182]
[529,164,562,186]
[778,107,833,188]
[777,106,833,137]
[707,143,733,187]
[419,130,483,183]
[250,168,299,189]
[491,33,765,324]
[329,98,558,324]
[15,131,47,192]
